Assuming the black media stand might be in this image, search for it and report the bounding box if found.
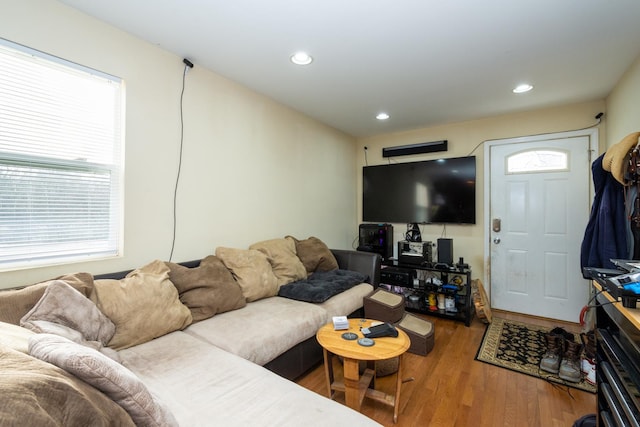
[381,260,473,326]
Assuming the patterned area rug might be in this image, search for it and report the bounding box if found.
[475,317,596,393]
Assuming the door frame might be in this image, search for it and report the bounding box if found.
[482,127,599,304]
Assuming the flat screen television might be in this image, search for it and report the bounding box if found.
[362,156,476,225]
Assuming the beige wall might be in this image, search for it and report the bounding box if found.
[606,54,640,147]
[357,100,606,279]
[0,0,357,288]
[2,0,636,290]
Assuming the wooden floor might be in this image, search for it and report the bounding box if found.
[296,311,596,427]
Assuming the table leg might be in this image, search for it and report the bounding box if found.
[322,348,334,399]
[367,360,376,390]
[343,357,361,410]
[393,354,404,423]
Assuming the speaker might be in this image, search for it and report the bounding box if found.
[437,238,453,265]
[358,223,394,261]
[382,140,448,158]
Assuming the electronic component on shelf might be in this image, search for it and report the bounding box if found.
[604,272,640,308]
[584,260,640,308]
[437,238,454,266]
[398,240,432,265]
[381,260,473,326]
[357,223,394,261]
[380,266,415,287]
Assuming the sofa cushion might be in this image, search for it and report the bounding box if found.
[277,269,367,303]
[185,297,327,366]
[20,280,116,346]
[166,256,246,322]
[117,332,381,427]
[0,343,135,427]
[91,260,192,350]
[0,321,34,354]
[215,247,279,302]
[29,334,178,427]
[286,236,339,273]
[249,238,307,286]
[0,272,94,325]
[317,283,375,319]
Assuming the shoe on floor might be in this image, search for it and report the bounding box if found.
[581,357,596,385]
[540,327,570,374]
[559,339,583,383]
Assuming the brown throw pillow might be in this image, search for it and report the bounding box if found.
[286,236,339,273]
[91,260,192,350]
[165,256,246,322]
[215,247,279,302]
[0,273,94,326]
[0,344,135,426]
[249,238,307,287]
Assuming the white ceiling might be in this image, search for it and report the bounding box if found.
[59,0,640,137]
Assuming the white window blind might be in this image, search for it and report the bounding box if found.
[0,39,123,269]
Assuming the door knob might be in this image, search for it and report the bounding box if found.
[493,238,501,244]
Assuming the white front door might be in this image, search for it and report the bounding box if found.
[486,130,596,322]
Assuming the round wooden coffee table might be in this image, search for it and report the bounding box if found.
[316,318,410,423]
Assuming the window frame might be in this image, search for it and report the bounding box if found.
[0,38,124,271]
[505,148,570,174]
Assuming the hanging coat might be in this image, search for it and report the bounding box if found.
[580,154,628,276]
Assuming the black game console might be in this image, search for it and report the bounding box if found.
[361,322,399,338]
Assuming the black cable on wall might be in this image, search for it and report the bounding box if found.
[169,59,194,261]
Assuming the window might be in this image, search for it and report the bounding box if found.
[506,149,569,174]
[0,39,123,269]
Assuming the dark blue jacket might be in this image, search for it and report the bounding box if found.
[580,154,628,274]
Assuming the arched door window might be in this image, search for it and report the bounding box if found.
[506,149,569,174]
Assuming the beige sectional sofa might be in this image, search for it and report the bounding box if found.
[0,236,382,426]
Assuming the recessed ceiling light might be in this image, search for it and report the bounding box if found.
[376,112,390,120]
[290,52,313,65]
[513,83,533,93]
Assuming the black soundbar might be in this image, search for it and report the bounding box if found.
[382,140,448,157]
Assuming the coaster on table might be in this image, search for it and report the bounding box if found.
[341,332,358,340]
[358,338,375,347]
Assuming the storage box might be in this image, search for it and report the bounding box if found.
[396,313,435,356]
[363,289,405,323]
